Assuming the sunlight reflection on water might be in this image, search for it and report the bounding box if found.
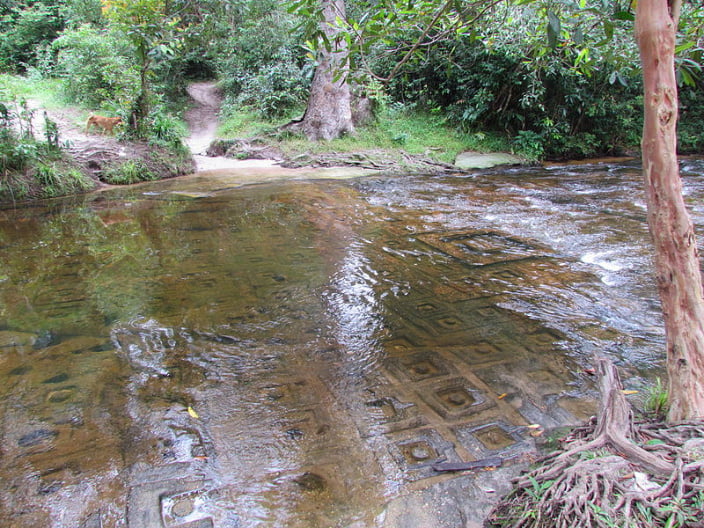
[2,158,704,526]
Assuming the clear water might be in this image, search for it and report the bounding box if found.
[1,158,702,527]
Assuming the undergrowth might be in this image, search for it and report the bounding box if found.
[219,105,523,164]
[488,363,704,528]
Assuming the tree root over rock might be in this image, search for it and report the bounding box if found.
[487,358,704,528]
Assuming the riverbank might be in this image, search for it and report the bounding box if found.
[1,76,532,204]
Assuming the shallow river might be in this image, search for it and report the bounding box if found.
[1,158,703,527]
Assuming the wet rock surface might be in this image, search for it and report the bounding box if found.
[2,158,703,526]
[454,152,525,169]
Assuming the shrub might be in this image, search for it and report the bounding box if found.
[148,105,188,150]
[0,99,41,173]
[381,37,644,160]
[0,3,65,73]
[679,85,704,154]
[217,10,309,119]
[0,94,93,201]
[52,25,138,108]
[102,159,155,185]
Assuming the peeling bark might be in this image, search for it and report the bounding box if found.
[636,0,704,421]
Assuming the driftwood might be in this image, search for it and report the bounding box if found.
[487,357,704,528]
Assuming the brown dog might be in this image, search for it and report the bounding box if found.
[85,114,122,135]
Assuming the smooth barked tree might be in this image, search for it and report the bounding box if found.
[636,0,704,421]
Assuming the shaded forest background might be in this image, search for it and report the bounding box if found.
[1,0,704,190]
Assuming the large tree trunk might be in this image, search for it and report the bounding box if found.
[297,0,354,141]
[636,0,704,421]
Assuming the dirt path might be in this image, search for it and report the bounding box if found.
[183,81,281,172]
[40,82,223,159]
[184,81,222,156]
[27,81,275,176]
[30,101,121,158]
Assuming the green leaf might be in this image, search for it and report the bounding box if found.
[575,47,590,66]
[675,41,696,54]
[613,11,634,21]
[286,0,309,14]
[679,68,696,87]
[547,11,561,48]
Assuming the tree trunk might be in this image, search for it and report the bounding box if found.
[636,0,704,421]
[298,0,354,141]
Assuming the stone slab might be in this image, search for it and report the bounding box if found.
[454,152,525,169]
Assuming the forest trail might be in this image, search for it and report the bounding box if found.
[184,80,278,172]
[184,81,222,156]
[26,81,275,177]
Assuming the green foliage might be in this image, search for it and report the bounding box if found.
[492,478,704,528]
[643,377,670,420]
[513,131,545,161]
[102,0,184,138]
[0,73,64,106]
[35,161,60,188]
[148,105,187,149]
[218,108,281,139]
[53,24,137,108]
[102,158,155,185]
[382,36,643,159]
[678,85,704,154]
[42,110,60,148]
[0,92,93,201]
[0,98,54,174]
[223,103,513,165]
[218,7,310,119]
[0,2,65,73]
[525,476,555,502]
[230,48,310,118]
[61,0,104,28]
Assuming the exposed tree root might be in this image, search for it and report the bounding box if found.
[486,358,704,528]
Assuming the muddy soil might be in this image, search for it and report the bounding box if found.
[32,82,238,180]
[35,102,175,183]
[33,81,523,182]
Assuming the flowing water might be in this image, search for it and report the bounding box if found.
[1,158,703,527]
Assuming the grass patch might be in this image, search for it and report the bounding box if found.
[34,162,94,198]
[1,157,94,202]
[0,74,66,109]
[218,108,287,139]
[220,105,519,164]
[102,159,156,185]
[643,378,669,420]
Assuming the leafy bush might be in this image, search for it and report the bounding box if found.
[217,10,310,119]
[1,95,93,201]
[0,3,65,73]
[679,84,704,154]
[102,159,155,185]
[60,0,104,29]
[0,99,52,173]
[148,104,189,152]
[232,49,310,118]
[52,25,138,108]
[381,37,644,160]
